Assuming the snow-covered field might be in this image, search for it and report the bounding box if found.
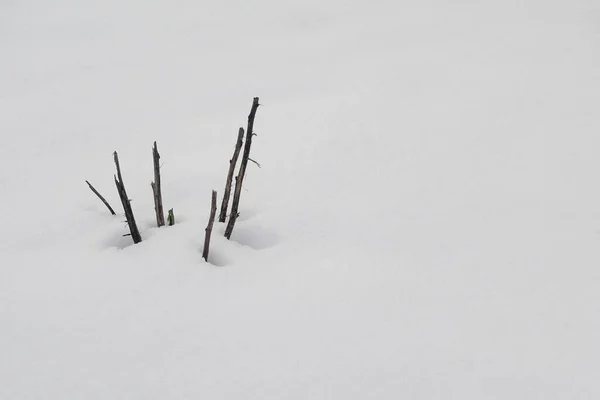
[2,1,599,398]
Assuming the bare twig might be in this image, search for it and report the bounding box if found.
[203,190,218,262]
[85,180,116,215]
[247,157,261,168]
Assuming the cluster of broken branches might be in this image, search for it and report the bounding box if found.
[85,96,261,264]
[86,142,171,245]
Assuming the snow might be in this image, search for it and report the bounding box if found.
[1,0,600,398]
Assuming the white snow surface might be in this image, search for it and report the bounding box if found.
[1,1,600,398]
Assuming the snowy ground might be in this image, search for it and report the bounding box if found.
[1,1,600,398]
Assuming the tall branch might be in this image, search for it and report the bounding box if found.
[203,190,218,262]
[219,127,244,222]
[225,97,259,239]
[85,180,116,215]
[113,151,142,244]
[151,141,165,227]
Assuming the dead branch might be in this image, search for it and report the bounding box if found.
[152,141,165,227]
[113,151,142,244]
[219,127,244,223]
[225,97,260,239]
[85,180,116,215]
[203,190,218,262]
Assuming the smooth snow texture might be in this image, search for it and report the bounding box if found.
[1,0,599,399]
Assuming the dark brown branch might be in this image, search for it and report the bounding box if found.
[203,190,218,262]
[225,97,259,239]
[219,127,244,223]
[114,151,123,183]
[113,151,142,244]
[152,141,165,227]
[85,180,116,215]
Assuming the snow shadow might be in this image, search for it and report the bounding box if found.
[203,249,230,267]
[230,225,280,250]
[100,224,160,250]
[102,232,136,250]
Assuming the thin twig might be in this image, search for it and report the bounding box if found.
[248,158,261,168]
[85,180,116,215]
